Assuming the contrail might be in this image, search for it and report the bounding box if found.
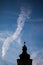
[2,7,31,58]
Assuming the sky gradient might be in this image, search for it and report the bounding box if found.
[0,0,43,65]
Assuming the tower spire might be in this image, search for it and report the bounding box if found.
[24,42,26,45]
[22,42,27,53]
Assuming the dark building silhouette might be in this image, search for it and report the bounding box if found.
[17,42,32,65]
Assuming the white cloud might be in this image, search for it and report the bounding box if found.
[16,37,21,45]
[31,48,43,65]
[0,31,12,42]
[2,7,31,58]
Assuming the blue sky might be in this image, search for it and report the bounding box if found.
[0,0,43,65]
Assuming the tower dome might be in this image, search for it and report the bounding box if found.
[17,42,32,65]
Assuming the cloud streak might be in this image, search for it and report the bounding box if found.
[31,48,43,65]
[2,7,31,58]
[0,31,12,42]
[28,18,43,22]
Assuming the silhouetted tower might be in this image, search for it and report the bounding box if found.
[17,42,32,65]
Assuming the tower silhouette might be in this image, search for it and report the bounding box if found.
[17,42,32,65]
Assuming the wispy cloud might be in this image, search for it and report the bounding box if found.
[31,48,43,65]
[16,37,21,45]
[2,7,31,58]
[28,18,43,22]
[0,31,12,42]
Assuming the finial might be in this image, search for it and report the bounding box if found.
[24,42,26,45]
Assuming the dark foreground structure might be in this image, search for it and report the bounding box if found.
[17,42,32,65]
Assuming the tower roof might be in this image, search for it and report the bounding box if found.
[17,42,32,65]
[19,42,30,60]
